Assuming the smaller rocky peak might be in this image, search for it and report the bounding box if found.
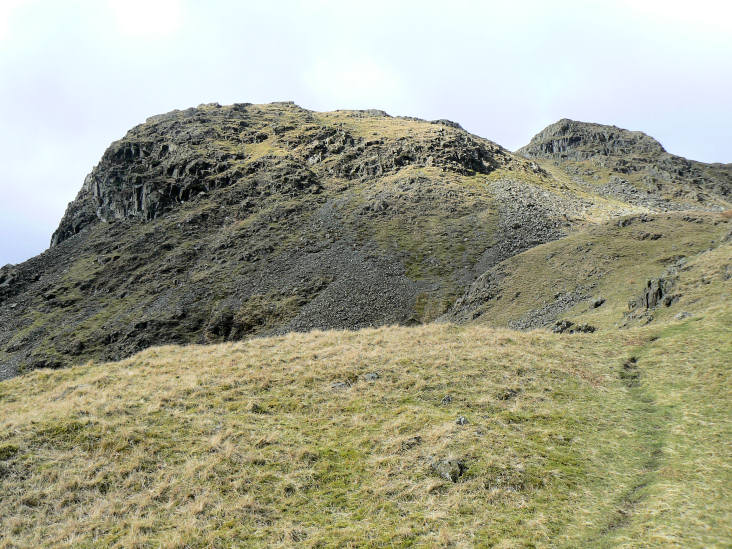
[333,108,391,118]
[431,119,464,130]
[517,119,666,161]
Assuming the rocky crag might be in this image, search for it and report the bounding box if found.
[0,103,730,379]
[518,118,731,210]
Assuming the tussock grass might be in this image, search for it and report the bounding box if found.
[2,305,729,547]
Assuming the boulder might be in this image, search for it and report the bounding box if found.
[430,457,467,482]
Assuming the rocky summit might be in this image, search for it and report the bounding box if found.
[0,102,730,379]
[517,118,731,208]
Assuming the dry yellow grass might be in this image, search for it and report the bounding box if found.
[1,299,730,547]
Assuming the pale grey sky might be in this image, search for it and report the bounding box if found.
[1,0,730,265]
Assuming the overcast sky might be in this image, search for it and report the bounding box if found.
[1,0,730,265]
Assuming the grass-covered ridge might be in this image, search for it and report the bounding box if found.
[1,300,730,547]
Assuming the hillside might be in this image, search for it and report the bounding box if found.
[1,295,729,546]
[446,211,731,329]
[1,103,730,379]
[0,103,731,546]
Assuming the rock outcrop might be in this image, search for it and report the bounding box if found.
[52,103,515,247]
[518,119,731,209]
[518,119,666,161]
[628,278,677,310]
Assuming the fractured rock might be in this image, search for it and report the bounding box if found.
[627,278,678,311]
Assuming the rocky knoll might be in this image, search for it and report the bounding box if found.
[0,104,730,379]
[518,118,731,209]
[518,118,667,160]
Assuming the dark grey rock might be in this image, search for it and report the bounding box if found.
[552,320,596,334]
[628,278,673,311]
[431,119,464,130]
[552,320,574,334]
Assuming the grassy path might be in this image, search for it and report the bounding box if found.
[581,353,666,546]
[585,306,732,547]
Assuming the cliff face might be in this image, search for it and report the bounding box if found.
[1,104,730,379]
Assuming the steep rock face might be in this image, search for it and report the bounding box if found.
[52,103,512,247]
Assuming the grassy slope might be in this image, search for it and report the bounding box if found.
[1,286,729,547]
[450,212,731,330]
[598,302,731,547]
